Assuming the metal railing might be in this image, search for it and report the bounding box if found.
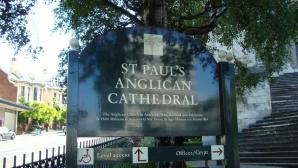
[2,137,124,168]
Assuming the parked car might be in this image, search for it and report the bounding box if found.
[0,127,16,140]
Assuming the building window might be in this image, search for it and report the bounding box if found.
[0,120,2,126]
[39,89,42,101]
[62,95,66,104]
[54,92,57,101]
[33,87,38,101]
[57,93,61,104]
[27,87,31,102]
[21,86,25,97]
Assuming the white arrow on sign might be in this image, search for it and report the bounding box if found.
[132,147,148,163]
[211,145,224,160]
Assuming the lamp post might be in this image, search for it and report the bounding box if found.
[66,38,80,168]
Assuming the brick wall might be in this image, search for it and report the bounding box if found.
[0,69,17,102]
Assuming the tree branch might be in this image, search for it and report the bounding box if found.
[183,5,227,36]
[120,21,133,28]
[100,0,144,25]
[123,0,144,13]
[180,0,211,20]
[214,7,227,19]
[182,5,227,36]
[180,10,207,20]
[2,0,11,13]
[184,22,216,35]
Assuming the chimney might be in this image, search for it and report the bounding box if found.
[10,57,20,76]
[41,68,48,84]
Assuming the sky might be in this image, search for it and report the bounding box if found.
[0,1,72,81]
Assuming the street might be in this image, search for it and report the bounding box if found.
[0,130,105,167]
[0,130,66,167]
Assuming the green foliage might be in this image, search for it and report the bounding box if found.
[54,0,126,43]
[55,48,69,87]
[1,0,297,94]
[51,96,67,124]
[20,102,59,123]
[215,0,298,77]
[0,0,36,50]
[18,97,30,124]
[234,60,261,97]
[54,0,297,95]
[18,97,66,124]
[0,0,44,57]
[56,106,67,124]
[139,137,155,147]
[19,96,29,106]
[183,137,202,146]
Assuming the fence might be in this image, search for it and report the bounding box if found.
[2,137,125,168]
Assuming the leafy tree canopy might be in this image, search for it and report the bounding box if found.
[55,0,297,94]
[0,0,36,49]
[1,0,298,94]
[53,100,67,124]
[0,0,44,56]
[19,100,59,124]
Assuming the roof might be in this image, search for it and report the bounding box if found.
[4,59,64,90]
[0,98,32,111]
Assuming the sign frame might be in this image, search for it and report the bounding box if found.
[66,27,240,168]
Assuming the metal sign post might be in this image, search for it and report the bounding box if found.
[66,49,79,168]
[218,62,240,168]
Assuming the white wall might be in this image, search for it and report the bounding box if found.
[4,111,16,131]
[0,109,5,126]
[0,109,17,131]
[289,42,298,69]
[236,80,272,132]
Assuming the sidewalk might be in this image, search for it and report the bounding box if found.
[29,129,63,136]
[241,165,282,168]
[186,161,283,168]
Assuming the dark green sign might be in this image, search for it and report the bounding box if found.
[95,148,131,163]
[77,27,221,136]
[93,146,224,163]
[149,146,211,162]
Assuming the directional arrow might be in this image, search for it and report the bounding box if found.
[211,145,224,160]
[134,148,146,162]
[212,147,223,155]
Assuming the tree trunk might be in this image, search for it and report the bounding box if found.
[144,0,167,27]
[143,1,186,167]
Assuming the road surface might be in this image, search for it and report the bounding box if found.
[0,130,110,167]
